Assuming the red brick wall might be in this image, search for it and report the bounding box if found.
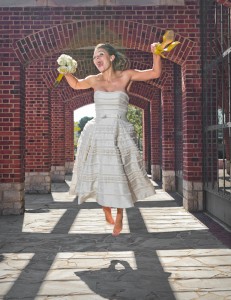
[150,89,161,167]
[0,58,25,183]
[0,1,204,190]
[65,89,94,163]
[182,55,203,181]
[51,90,65,167]
[65,107,74,164]
[25,61,51,172]
[161,64,175,171]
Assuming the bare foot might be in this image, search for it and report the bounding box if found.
[102,207,115,224]
[112,209,123,236]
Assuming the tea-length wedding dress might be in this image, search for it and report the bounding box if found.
[69,90,155,208]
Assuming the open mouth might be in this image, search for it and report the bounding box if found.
[97,62,103,68]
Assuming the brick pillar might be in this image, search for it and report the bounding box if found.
[51,90,65,182]
[65,105,74,174]
[0,63,25,215]
[142,103,151,173]
[182,62,203,212]
[161,80,175,191]
[25,64,51,193]
[150,89,161,181]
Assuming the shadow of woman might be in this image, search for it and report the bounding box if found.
[75,259,173,300]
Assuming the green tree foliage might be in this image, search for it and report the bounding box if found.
[74,121,80,152]
[74,111,142,152]
[73,117,93,153]
[127,105,143,150]
[78,116,94,133]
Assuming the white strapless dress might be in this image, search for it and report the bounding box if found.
[69,91,155,208]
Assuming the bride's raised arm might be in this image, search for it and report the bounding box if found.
[64,74,95,90]
[126,44,162,82]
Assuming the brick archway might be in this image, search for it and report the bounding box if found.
[41,56,169,179]
[1,1,230,218]
[14,18,197,208]
[14,19,193,181]
[13,20,193,66]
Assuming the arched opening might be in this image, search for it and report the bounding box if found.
[7,17,193,213]
[74,103,95,157]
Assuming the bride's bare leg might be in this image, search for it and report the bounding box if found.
[112,208,123,236]
[102,206,115,224]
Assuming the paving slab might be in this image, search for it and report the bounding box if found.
[0,178,231,300]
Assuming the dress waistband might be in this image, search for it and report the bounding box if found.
[96,113,127,120]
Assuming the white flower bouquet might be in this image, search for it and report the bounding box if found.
[54,54,78,87]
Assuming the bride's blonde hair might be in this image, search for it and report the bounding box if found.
[94,43,130,71]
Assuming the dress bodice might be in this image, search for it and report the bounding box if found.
[94,91,129,121]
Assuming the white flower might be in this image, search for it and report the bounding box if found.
[57,54,77,74]
[57,66,69,74]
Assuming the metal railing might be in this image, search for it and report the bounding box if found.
[201,0,231,199]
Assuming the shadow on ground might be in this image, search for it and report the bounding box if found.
[0,176,230,299]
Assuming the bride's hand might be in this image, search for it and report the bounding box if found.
[151,43,159,54]
[57,66,70,75]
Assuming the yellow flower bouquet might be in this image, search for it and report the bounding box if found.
[154,30,180,58]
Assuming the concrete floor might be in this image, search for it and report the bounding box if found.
[0,177,231,300]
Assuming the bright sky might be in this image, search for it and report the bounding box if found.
[74,104,96,122]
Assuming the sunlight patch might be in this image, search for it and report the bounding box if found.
[68,208,130,234]
[22,209,67,233]
[138,189,176,202]
[156,249,231,298]
[0,253,35,297]
[139,207,208,233]
[37,251,137,298]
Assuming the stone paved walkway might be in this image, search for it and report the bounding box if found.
[0,177,231,300]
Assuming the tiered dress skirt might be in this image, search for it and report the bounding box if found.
[69,91,155,208]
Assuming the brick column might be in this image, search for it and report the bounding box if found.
[65,105,74,174]
[150,90,161,181]
[182,61,203,211]
[161,80,175,191]
[143,104,151,173]
[51,90,65,182]
[25,64,51,193]
[0,63,25,215]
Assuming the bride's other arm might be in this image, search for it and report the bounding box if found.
[125,43,162,82]
[64,74,95,90]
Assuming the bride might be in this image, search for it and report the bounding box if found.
[61,41,163,236]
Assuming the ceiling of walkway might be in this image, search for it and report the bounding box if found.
[0,0,185,7]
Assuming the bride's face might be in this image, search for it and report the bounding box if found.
[93,48,113,72]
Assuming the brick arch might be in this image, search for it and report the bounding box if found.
[66,90,94,111]
[129,82,161,102]
[64,86,157,170]
[20,20,181,186]
[64,87,155,113]
[60,82,162,113]
[51,67,162,170]
[129,94,149,109]
[13,20,194,66]
[44,59,168,95]
[64,84,162,118]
